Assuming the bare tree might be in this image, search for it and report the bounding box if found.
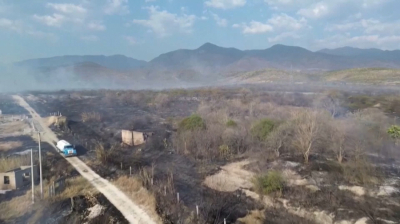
[328,119,349,163]
[313,91,342,118]
[291,109,321,163]
[266,122,292,157]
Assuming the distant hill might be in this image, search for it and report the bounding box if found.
[318,47,400,63]
[322,68,400,85]
[149,43,245,72]
[149,43,400,72]
[8,43,400,90]
[15,55,147,71]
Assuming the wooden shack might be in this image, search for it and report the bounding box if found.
[121,130,151,146]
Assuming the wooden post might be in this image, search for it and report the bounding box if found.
[71,197,74,211]
[52,181,55,196]
[224,218,226,224]
[130,166,132,176]
[196,205,199,216]
[177,192,179,203]
[120,162,123,170]
[164,186,166,196]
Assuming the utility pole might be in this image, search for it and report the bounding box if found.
[38,132,43,199]
[31,148,34,204]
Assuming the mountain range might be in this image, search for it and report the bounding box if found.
[16,43,400,72]
[6,43,400,90]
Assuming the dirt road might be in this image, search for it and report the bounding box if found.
[12,95,157,224]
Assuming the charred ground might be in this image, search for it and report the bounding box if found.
[19,85,400,224]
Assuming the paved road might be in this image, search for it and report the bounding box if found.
[12,95,157,224]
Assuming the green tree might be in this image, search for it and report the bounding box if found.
[178,114,205,131]
[388,125,400,145]
[251,119,276,141]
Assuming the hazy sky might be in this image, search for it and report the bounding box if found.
[1,0,399,63]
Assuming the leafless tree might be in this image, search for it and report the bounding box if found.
[266,122,292,157]
[328,119,350,163]
[313,91,342,118]
[291,109,322,163]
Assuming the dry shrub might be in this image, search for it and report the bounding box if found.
[151,93,171,109]
[113,175,161,223]
[94,143,116,163]
[81,112,101,123]
[226,119,237,127]
[341,159,381,186]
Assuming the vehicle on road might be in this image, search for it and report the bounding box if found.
[56,140,77,157]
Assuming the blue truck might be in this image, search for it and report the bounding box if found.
[56,140,77,157]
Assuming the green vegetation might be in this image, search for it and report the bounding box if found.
[178,114,205,131]
[253,171,284,196]
[226,119,238,127]
[251,119,276,141]
[388,125,400,139]
[323,68,400,84]
[388,125,400,145]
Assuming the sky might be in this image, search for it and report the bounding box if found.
[0,0,400,63]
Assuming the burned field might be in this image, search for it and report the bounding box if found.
[23,87,400,224]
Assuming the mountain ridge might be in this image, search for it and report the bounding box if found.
[13,43,400,79]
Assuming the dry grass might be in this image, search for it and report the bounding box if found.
[232,69,309,83]
[0,176,94,223]
[112,175,162,224]
[0,141,23,152]
[0,120,30,136]
[81,112,101,123]
[0,188,33,221]
[238,209,265,224]
[52,176,96,200]
[0,155,33,172]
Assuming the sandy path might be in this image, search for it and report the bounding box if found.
[12,95,157,224]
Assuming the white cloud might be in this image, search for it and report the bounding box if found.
[26,30,57,40]
[326,18,400,35]
[104,0,129,15]
[264,0,315,10]
[234,14,308,35]
[233,21,273,34]
[33,13,66,27]
[81,35,99,41]
[145,0,156,2]
[268,13,308,30]
[132,6,196,37]
[315,34,400,50]
[297,2,330,19]
[0,18,57,41]
[88,21,106,31]
[205,0,246,9]
[123,35,137,45]
[211,13,227,27]
[47,3,87,15]
[0,18,23,32]
[268,32,301,42]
